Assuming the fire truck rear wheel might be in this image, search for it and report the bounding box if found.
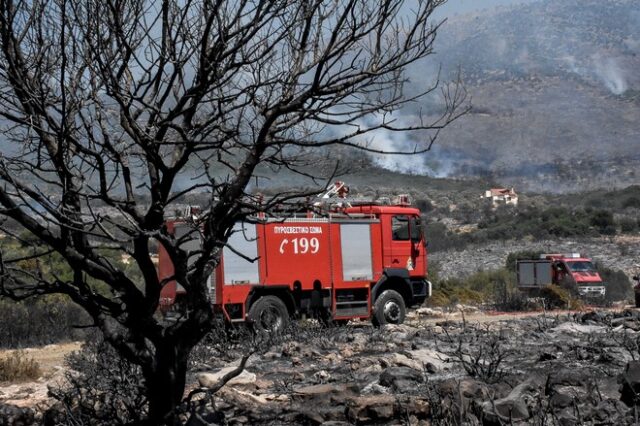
[372,289,406,327]
[248,295,289,335]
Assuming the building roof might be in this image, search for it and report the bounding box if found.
[488,188,517,197]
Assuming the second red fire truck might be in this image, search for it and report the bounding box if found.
[516,253,606,297]
[158,183,431,332]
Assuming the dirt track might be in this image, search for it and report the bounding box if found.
[0,342,81,381]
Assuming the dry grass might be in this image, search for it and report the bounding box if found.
[0,351,42,383]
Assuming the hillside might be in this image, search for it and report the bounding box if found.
[388,0,640,192]
[0,0,636,195]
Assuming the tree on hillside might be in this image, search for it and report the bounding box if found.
[0,0,466,423]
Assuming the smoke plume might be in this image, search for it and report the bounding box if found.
[592,55,628,95]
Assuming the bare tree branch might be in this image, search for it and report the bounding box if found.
[0,1,466,423]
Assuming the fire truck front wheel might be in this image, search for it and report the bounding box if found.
[248,296,290,335]
[372,290,406,327]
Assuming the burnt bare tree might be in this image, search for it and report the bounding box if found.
[0,0,466,424]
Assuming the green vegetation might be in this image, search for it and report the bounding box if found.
[622,196,640,209]
[476,206,617,239]
[505,250,544,271]
[538,285,583,310]
[0,351,41,382]
[424,222,470,252]
[428,267,529,310]
[425,202,636,252]
[619,218,639,234]
[599,266,633,303]
[558,185,640,211]
[0,297,89,349]
[428,267,587,311]
[0,235,142,349]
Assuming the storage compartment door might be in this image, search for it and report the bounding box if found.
[535,261,553,286]
[340,224,373,281]
[517,260,552,287]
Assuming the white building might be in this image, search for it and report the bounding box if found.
[483,188,518,207]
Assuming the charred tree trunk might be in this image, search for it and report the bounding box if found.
[145,342,190,426]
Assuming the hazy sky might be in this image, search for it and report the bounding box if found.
[434,0,541,18]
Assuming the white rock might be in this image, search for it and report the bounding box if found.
[361,381,388,395]
[549,322,606,334]
[408,348,449,370]
[263,393,289,402]
[313,370,330,383]
[383,353,422,371]
[415,307,443,317]
[197,367,257,388]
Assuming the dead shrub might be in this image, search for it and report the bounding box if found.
[494,288,537,312]
[0,351,41,382]
[48,337,147,425]
[438,327,514,384]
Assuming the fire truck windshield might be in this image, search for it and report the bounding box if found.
[565,261,596,272]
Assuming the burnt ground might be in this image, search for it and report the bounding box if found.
[4,309,640,425]
[188,309,640,425]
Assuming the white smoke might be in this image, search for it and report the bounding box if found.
[491,36,509,59]
[351,113,455,177]
[592,54,628,95]
[562,53,629,95]
[368,135,435,177]
[365,133,432,176]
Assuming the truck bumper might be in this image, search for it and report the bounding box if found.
[578,286,606,297]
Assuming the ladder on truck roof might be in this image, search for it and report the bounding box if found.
[168,181,414,221]
[314,181,412,211]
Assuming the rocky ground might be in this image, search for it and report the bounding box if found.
[186,308,640,425]
[0,343,79,425]
[6,309,640,424]
[431,236,640,281]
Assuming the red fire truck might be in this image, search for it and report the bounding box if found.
[158,184,431,331]
[516,253,606,297]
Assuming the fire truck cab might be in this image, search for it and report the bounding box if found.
[158,195,431,331]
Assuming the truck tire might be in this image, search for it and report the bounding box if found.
[372,289,406,327]
[247,295,289,335]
